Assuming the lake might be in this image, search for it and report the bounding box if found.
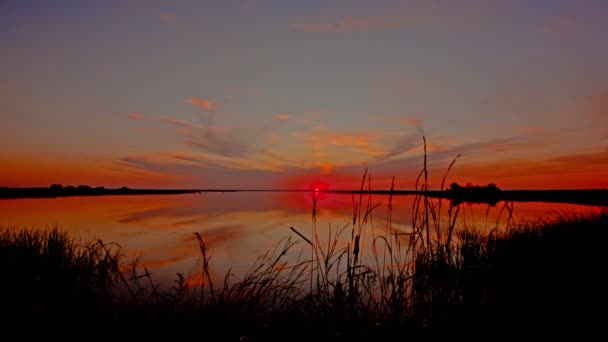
[0,192,603,289]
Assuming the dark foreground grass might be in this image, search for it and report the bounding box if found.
[414,210,608,336]
[2,210,607,338]
[0,228,119,315]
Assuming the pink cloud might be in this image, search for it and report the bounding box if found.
[187,97,214,111]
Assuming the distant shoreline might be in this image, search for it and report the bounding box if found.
[1,186,606,206]
[0,187,203,199]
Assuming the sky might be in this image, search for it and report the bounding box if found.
[1,0,607,190]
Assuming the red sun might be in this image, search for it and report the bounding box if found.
[308,181,330,200]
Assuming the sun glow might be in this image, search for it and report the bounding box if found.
[308,181,329,191]
[308,181,330,200]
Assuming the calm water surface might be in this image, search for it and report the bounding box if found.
[0,192,602,288]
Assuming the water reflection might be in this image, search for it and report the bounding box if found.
[0,192,603,288]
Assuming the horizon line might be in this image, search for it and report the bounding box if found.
[2,186,607,192]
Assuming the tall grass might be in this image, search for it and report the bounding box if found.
[0,226,122,321]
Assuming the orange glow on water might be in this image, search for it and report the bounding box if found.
[0,192,603,289]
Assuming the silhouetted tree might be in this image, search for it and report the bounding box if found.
[445,182,502,206]
[450,182,463,192]
[117,187,130,193]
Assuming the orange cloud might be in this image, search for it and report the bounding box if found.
[187,97,214,111]
[354,147,388,157]
[291,130,386,148]
[291,14,403,33]
[273,113,290,121]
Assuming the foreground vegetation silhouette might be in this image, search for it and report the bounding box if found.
[3,211,606,338]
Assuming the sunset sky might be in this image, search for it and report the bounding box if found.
[1,0,607,190]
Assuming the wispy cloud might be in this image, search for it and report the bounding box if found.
[185,138,249,158]
[123,101,301,176]
[187,97,214,111]
[290,127,390,148]
[118,150,292,178]
[377,133,422,161]
[354,147,387,157]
